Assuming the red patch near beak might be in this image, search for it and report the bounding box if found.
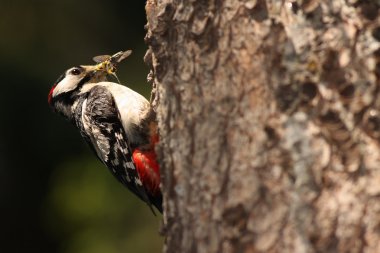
[48,84,57,105]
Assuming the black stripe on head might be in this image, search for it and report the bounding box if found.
[70,66,84,75]
[54,66,83,85]
[54,72,66,85]
[76,70,94,89]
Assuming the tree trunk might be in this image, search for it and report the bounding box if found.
[144,0,380,252]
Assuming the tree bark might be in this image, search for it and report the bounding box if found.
[144,0,380,252]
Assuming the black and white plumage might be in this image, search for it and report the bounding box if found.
[48,65,162,213]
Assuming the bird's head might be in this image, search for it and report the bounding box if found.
[48,65,107,106]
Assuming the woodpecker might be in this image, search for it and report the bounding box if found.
[48,51,162,213]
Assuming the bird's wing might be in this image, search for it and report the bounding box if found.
[81,85,155,211]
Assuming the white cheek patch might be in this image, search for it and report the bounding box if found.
[52,74,82,97]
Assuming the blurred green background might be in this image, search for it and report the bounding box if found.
[0,1,163,253]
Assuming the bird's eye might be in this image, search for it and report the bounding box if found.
[70,68,81,75]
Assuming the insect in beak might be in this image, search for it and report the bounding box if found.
[93,50,132,83]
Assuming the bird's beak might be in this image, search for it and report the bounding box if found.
[81,65,108,82]
[81,55,121,83]
[81,65,99,72]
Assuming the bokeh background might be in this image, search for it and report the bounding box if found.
[0,1,163,252]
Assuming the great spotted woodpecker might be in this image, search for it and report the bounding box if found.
[48,51,162,213]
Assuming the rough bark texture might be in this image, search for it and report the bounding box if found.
[144,0,380,252]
